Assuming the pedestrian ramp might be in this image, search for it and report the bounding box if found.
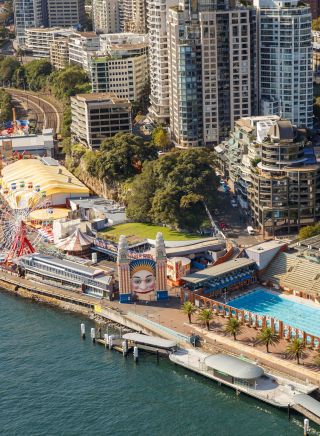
[293,394,320,425]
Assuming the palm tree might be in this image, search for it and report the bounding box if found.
[224,317,242,340]
[257,327,280,353]
[285,339,306,365]
[181,301,197,324]
[197,308,213,330]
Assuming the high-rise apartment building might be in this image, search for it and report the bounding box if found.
[47,0,85,28]
[123,0,148,33]
[92,0,123,33]
[14,0,85,47]
[89,34,149,102]
[167,0,257,147]
[147,0,177,124]
[14,0,47,46]
[50,37,70,69]
[70,93,132,148]
[24,27,74,58]
[255,0,313,128]
[68,32,100,71]
[218,116,320,236]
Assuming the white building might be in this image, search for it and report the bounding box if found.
[147,0,177,124]
[92,0,123,33]
[68,32,100,71]
[0,128,55,157]
[14,0,45,46]
[24,27,74,58]
[89,33,149,102]
[255,0,313,128]
[47,0,85,28]
[70,92,132,148]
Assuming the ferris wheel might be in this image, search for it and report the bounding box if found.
[0,181,54,264]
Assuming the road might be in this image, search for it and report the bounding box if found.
[6,89,61,133]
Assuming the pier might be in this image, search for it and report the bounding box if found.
[169,348,318,411]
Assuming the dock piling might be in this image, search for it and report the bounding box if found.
[156,350,159,364]
[304,418,310,435]
[133,346,139,362]
[287,404,291,420]
[122,340,128,356]
[109,335,114,350]
[90,328,96,344]
[80,323,85,339]
[104,333,108,348]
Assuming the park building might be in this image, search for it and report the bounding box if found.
[70,92,132,149]
[89,33,149,102]
[24,27,74,58]
[68,32,100,71]
[255,0,313,128]
[15,253,114,299]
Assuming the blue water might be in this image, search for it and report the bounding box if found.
[231,289,320,337]
[0,290,318,436]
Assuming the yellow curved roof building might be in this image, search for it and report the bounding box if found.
[1,159,90,209]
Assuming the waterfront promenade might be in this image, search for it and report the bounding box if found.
[1,269,320,386]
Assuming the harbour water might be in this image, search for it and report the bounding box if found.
[0,291,318,436]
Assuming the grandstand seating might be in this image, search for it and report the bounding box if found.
[261,251,320,298]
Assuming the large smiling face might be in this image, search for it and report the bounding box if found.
[131,269,155,294]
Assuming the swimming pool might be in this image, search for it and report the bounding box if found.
[230,289,320,337]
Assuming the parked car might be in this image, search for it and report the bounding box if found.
[231,199,237,208]
[247,226,255,235]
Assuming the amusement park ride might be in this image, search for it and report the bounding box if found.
[0,182,53,265]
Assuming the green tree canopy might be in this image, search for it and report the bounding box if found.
[48,65,90,100]
[224,317,242,340]
[152,126,169,149]
[89,132,158,182]
[313,18,320,31]
[126,148,218,230]
[256,327,280,353]
[181,301,197,324]
[197,308,213,330]
[24,59,52,91]
[298,223,320,240]
[0,88,12,123]
[285,339,306,365]
[0,56,20,83]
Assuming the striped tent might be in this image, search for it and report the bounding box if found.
[56,228,93,254]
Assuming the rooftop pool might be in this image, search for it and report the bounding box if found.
[230,289,320,337]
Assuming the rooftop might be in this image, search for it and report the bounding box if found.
[182,258,256,285]
[122,333,177,349]
[73,93,131,104]
[204,354,264,380]
[246,240,286,253]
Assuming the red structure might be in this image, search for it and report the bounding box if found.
[4,220,35,264]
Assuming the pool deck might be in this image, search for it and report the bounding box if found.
[170,348,317,408]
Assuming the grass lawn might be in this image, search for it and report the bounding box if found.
[99,222,204,243]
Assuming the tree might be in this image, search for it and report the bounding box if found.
[197,308,213,330]
[0,88,12,122]
[48,65,90,100]
[24,59,52,91]
[313,17,320,31]
[224,317,242,340]
[152,126,169,150]
[298,223,320,241]
[314,353,320,367]
[285,339,306,365]
[126,148,219,231]
[0,56,20,84]
[181,301,197,324]
[256,327,280,353]
[61,105,72,137]
[96,133,158,182]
